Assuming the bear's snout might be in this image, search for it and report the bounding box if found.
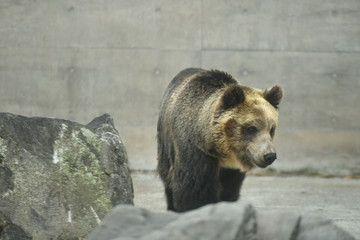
[263,153,277,165]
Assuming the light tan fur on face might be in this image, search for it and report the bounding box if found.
[213,87,279,171]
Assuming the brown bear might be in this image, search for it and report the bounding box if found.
[157,68,283,212]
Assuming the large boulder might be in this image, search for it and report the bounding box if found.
[88,202,355,240]
[0,113,133,240]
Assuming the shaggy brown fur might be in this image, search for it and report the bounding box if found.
[157,68,283,212]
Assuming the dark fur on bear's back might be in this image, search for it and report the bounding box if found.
[157,68,246,212]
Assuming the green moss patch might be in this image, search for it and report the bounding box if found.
[53,124,111,218]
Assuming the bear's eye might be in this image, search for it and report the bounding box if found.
[245,126,258,135]
[270,127,275,138]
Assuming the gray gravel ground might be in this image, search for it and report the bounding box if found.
[132,172,360,239]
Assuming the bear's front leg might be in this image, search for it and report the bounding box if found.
[172,181,219,212]
[164,187,176,211]
[171,152,220,212]
[219,168,246,202]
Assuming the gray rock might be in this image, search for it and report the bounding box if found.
[256,211,301,240]
[88,202,355,240]
[88,202,257,240]
[0,212,31,240]
[256,211,356,240]
[0,113,133,240]
[296,216,355,240]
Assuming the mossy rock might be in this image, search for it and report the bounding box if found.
[0,113,133,240]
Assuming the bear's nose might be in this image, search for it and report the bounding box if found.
[264,153,277,165]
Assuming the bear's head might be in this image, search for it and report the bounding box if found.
[214,84,283,171]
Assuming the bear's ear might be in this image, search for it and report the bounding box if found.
[263,85,283,109]
[217,85,245,112]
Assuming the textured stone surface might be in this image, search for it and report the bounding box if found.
[202,0,360,51]
[256,212,356,240]
[88,202,257,240]
[0,113,133,240]
[88,202,355,240]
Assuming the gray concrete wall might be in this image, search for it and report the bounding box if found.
[1,0,359,175]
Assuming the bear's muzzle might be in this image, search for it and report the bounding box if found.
[263,152,277,165]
